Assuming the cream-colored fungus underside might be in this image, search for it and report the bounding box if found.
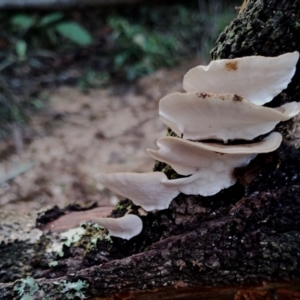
[161,170,237,197]
[94,215,143,240]
[183,51,299,105]
[97,133,282,204]
[147,132,282,175]
[147,133,282,196]
[96,172,179,211]
[93,52,299,239]
[159,92,300,142]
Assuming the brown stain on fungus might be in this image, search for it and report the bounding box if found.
[196,92,209,99]
[233,94,243,102]
[225,61,238,71]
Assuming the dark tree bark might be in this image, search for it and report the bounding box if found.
[1,0,300,299]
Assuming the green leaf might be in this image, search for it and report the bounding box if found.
[15,40,27,59]
[38,12,64,27]
[55,22,93,46]
[133,33,145,49]
[114,53,129,68]
[11,14,35,30]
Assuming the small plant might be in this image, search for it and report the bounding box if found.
[108,15,178,81]
[0,11,93,137]
[0,12,93,77]
[9,12,93,48]
[0,3,239,138]
[78,70,110,93]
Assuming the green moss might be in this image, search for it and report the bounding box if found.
[115,203,124,211]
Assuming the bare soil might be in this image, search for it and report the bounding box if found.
[0,59,198,214]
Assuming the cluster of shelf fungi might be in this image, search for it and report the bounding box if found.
[95,52,300,240]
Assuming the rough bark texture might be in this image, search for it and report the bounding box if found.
[1,0,300,299]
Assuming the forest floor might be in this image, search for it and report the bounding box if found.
[0,59,198,215]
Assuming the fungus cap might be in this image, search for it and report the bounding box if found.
[95,215,143,240]
[183,51,299,105]
[159,92,300,142]
[147,132,282,176]
[161,171,235,197]
[95,172,179,212]
[148,132,282,196]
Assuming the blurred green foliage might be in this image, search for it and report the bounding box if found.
[0,1,238,137]
[0,11,93,135]
[55,22,92,46]
[78,70,110,93]
[8,12,92,47]
[108,15,177,80]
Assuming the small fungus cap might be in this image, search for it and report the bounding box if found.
[147,133,281,196]
[159,92,300,142]
[95,172,179,212]
[147,132,282,175]
[161,171,235,197]
[95,215,143,240]
[183,51,299,105]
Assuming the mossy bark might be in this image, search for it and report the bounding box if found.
[2,0,300,299]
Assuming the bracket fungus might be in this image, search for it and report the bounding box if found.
[147,132,282,176]
[94,52,299,240]
[147,132,282,196]
[96,172,178,212]
[94,215,143,240]
[183,51,299,105]
[159,92,300,142]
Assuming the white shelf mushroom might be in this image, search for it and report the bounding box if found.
[161,171,233,197]
[93,52,298,240]
[147,132,282,175]
[96,133,282,209]
[183,51,299,105]
[94,215,143,240]
[147,132,282,196]
[95,172,179,212]
[159,92,300,142]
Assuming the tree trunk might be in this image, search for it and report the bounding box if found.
[1,0,300,299]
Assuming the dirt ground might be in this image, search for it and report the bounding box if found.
[0,59,199,215]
